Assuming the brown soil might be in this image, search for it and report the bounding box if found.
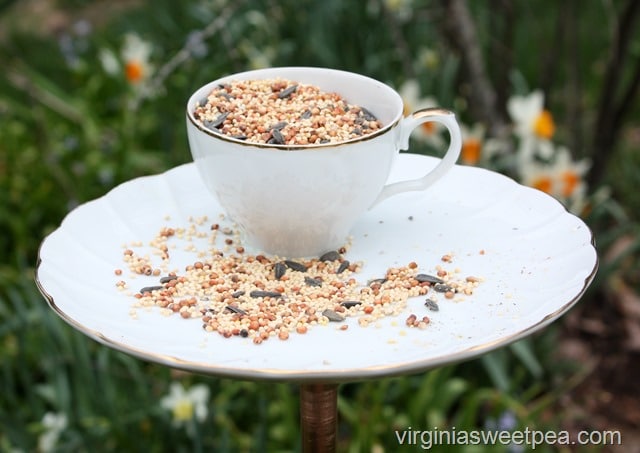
[554,270,640,452]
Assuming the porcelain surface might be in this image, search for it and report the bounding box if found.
[36,154,597,382]
[186,67,461,257]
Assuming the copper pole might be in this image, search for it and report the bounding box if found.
[299,383,339,453]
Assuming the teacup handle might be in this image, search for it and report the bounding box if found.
[371,108,462,207]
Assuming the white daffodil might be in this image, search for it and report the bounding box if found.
[519,145,590,214]
[514,134,555,171]
[38,412,67,453]
[458,122,512,167]
[549,147,590,213]
[238,38,275,70]
[98,33,154,86]
[459,122,485,165]
[416,46,440,72]
[507,90,556,141]
[98,48,120,76]
[160,382,210,429]
[398,79,444,147]
[520,158,555,196]
[383,0,414,21]
[121,33,154,85]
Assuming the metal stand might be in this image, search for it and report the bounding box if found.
[300,383,339,453]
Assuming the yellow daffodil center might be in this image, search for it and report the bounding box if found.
[532,176,553,194]
[533,110,555,139]
[560,170,580,197]
[173,400,194,422]
[386,0,403,10]
[421,122,435,135]
[139,419,151,433]
[461,138,481,165]
[125,60,144,83]
[403,103,435,134]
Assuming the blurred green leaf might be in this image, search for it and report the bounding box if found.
[509,339,543,379]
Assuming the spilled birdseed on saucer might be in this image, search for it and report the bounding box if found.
[115,216,484,345]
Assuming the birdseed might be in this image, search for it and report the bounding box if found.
[116,217,484,345]
[193,78,384,146]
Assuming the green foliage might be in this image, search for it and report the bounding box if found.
[0,0,636,451]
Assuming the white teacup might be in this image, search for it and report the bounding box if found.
[186,67,461,258]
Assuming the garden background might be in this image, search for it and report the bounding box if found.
[1,0,639,451]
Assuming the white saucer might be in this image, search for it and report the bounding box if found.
[36,154,597,382]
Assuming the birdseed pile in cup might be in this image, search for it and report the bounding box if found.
[114,216,484,345]
[192,78,384,145]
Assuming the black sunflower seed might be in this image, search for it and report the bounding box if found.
[300,109,312,119]
[139,286,164,294]
[433,283,454,293]
[337,260,350,274]
[360,107,378,121]
[284,260,308,272]
[210,112,229,128]
[340,301,362,309]
[304,276,322,287]
[225,305,248,315]
[159,275,178,284]
[415,274,445,284]
[368,278,387,287]
[249,290,282,298]
[319,251,341,262]
[271,128,285,144]
[269,121,287,131]
[274,262,287,280]
[424,299,439,312]
[322,309,344,322]
[231,290,245,298]
[278,84,298,99]
[215,92,234,101]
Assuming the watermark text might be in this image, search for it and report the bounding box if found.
[395,426,622,450]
